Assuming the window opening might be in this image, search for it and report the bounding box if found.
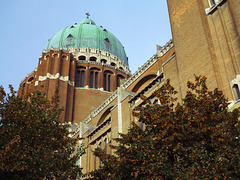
[75,70,81,87]
[90,71,94,88]
[99,142,102,168]
[90,57,97,62]
[78,56,86,60]
[111,62,116,67]
[108,75,111,91]
[90,71,99,89]
[105,139,108,154]
[101,59,107,64]
[104,38,110,43]
[104,74,107,91]
[67,34,73,38]
[95,72,98,89]
[94,155,96,170]
[233,84,240,100]
[76,70,85,87]
[80,71,85,87]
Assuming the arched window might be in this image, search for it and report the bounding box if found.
[78,56,86,60]
[99,142,102,168]
[111,62,116,67]
[104,74,111,91]
[90,68,100,89]
[94,154,96,170]
[90,56,97,62]
[105,138,108,154]
[28,77,34,83]
[233,84,240,100]
[104,70,113,91]
[76,66,86,87]
[101,59,107,64]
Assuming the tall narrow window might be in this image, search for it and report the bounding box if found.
[80,71,85,87]
[76,69,85,87]
[75,70,81,87]
[104,74,107,91]
[99,142,102,168]
[104,73,111,92]
[90,71,99,89]
[94,155,96,170]
[90,71,94,88]
[108,75,111,91]
[233,84,240,100]
[105,139,108,154]
[95,72,98,89]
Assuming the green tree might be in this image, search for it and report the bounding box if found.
[89,76,240,179]
[0,86,82,180]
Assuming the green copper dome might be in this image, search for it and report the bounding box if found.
[45,18,128,66]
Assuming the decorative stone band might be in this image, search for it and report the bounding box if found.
[76,60,131,75]
[43,47,69,53]
[122,39,173,89]
[205,0,226,15]
[43,47,130,73]
[35,73,75,86]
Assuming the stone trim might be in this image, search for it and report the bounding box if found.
[35,73,75,86]
[76,60,130,75]
[122,39,173,89]
[43,47,131,74]
[230,74,240,102]
[74,87,113,94]
[205,0,226,15]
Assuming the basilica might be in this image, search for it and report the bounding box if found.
[19,0,240,174]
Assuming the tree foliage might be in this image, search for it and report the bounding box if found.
[89,76,240,179]
[0,86,82,180]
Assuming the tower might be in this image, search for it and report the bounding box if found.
[19,18,131,123]
[166,0,240,102]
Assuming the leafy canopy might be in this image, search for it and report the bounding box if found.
[88,76,240,179]
[0,86,82,180]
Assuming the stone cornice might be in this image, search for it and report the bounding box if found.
[35,73,75,87]
[205,0,226,15]
[42,47,131,73]
[76,60,131,75]
[122,39,173,89]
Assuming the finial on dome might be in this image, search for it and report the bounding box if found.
[86,12,90,19]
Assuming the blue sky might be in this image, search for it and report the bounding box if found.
[0,0,172,92]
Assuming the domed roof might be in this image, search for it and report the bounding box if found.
[45,18,128,66]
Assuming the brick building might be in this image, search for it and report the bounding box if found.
[19,0,239,175]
